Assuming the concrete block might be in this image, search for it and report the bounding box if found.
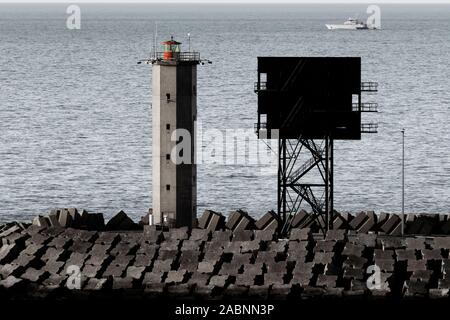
[290,210,310,228]
[293,262,314,274]
[80,212,105,231]
[133,254,152,267]
[243,263,263,276]
[168,227,189,240]
[374,249,395,260]
[41,274,67,289]
[112,277,134,290]
[290,272,311,286]
[325,229,346,241]
[315,240,335,252]
[209,275,229,287]
[407,260,427,272]
[41,247,65,262]
[235,273,255,286]
[232,230,253,242]
[343,268,365,280]
[143,272,164,284]
[343,256,367,269]
[165,270,187,283]
[254,229,276,242]
[58,211,73,228]
[342,243,364,256]
[380,215,401,234]
[83,278,108,290]
[422,249,443,260]
[47,213,61,228]
[152,260,173,272]
[429,288,449,298]
[316,274,337,288]
[81,264,102,278]
[432,237,450,249]
[126,266,146,280]
[226,210,254,231]
[43,261,65,274]
[112,254,134,266]
[411,270,432,281]
[374,259,395,272]
[241,240,260,253]
[105,211,139,231]
[21,267,48,283]
[211,230,232,242]
[314,252,334,265]
[102,263,127,277]
[395,249,417,261]
[32,216,50,228]
[188,272,210,286]
[197,261,215,273]
[13,252,36,268]
[289,228,309,241]
[405,238,426,250]
[69,240,93,254]
[255,211,279,231]
[96,232,120,245]
[190,228,209,241]
[267,240,288,253]
[197,210,225,232]
[0,244,21,264]
[405,280,428,296]
[349,212,368,230]
[379,236,406,250]
[0,275,24,290]
[264,272,285,285]
[66,252,88,267]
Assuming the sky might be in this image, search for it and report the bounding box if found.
[1,0,450,3]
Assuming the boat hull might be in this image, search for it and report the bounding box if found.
[326,24,370,30]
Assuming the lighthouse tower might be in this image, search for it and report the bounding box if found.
[151,36,200,228]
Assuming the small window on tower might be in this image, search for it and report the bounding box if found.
[166,154,170,160]
[166,123,170,130]
[166,93,171,101]
[166,184,170,191]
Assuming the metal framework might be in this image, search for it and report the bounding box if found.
[278,136,333,234]
[254,57,378,236]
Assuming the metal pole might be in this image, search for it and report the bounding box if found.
[401,129,405,236]
[325,136,329,233]
[188,33,191,52]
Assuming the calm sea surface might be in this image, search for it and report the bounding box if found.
[1,4,450,223]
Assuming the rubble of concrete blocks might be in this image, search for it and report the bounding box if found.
[2,219,450,300]
[26,208,450,237]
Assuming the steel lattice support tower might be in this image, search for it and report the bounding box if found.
[255,57,378,235]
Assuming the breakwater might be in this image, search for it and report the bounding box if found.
[1,208,450,300]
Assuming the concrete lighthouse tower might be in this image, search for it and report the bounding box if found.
[150,36,200,228]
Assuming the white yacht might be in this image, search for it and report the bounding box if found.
[326,18,375,30]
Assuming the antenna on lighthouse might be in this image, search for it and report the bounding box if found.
[153,21,158,59]
[187,33,191,52]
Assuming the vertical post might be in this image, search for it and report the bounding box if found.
[277,138,282,226]
[401,129,405,236]
[188,33,191,52]
[330,137,334,231]
[325,136,329,233]
[282,139,287,224]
